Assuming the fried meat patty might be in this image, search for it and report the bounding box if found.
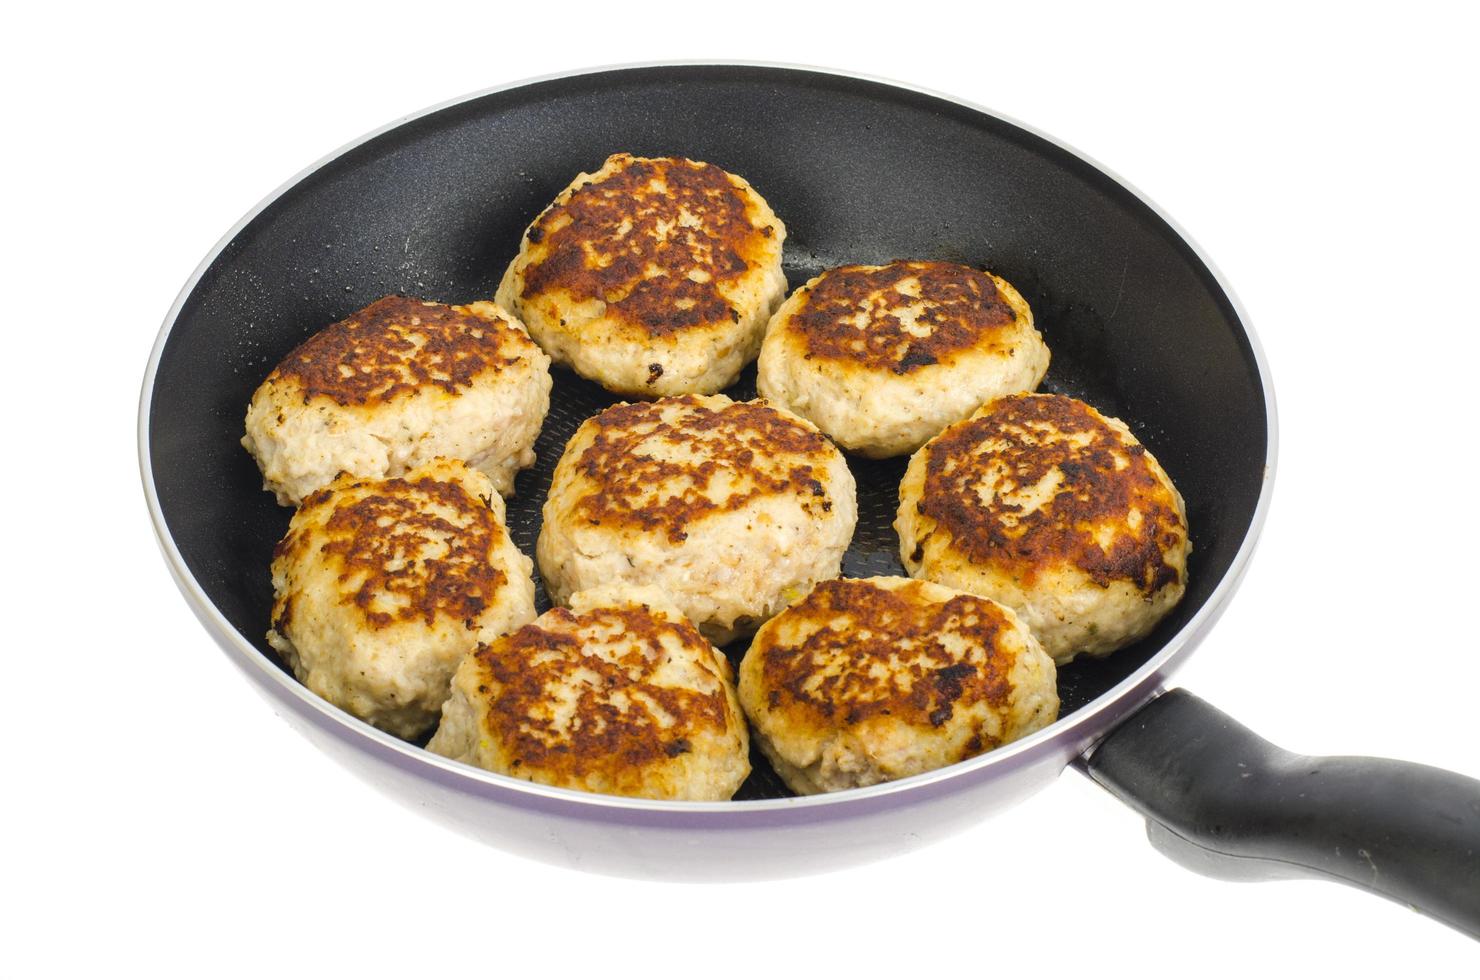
[267,458,537,738]
[757,261,1048,457]
[427,583,750,800]
[495,153,787,396]
[243,295,551,506]
[896,393,1190,663]
[738,576,1058,794]
[537,394,857,645]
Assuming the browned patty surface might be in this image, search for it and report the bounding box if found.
[753,578,1020,744]
[469,605,734,787]
[520,155,778,335]
[787,261,1017,373]
[569,396,836,542]
[273,472,507,635]
[918,394,1184,591]
[271,295,527,406]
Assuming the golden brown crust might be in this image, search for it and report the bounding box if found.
[755,579,1017,745]
[471,605,733,789]
[570,396,836,543]
[785,262,1017,373]
[918,394,1184,591]
[271,295,528,406]
[519,155,776,335]
[274,473,508,632]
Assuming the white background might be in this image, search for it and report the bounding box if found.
[8,3,1478,975]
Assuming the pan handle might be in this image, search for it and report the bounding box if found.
[1082,688,1480,939]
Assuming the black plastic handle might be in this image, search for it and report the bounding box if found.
[1084,689,1480,939]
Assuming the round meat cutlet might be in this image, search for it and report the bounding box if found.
[268,458,537,739]
[494,153,787,397]
[427,584,750,801]
[738,576,1058,795]
[243,295,551,506]
[757,261,1049,457]
[537,394,857,645]
[895,393,1191,664]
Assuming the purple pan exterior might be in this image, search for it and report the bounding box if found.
[138,62,1277,880]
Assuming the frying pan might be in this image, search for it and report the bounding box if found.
[138,63,1480,937]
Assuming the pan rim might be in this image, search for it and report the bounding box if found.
[137,59,1279,815]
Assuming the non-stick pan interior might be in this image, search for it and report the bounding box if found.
[148,65,1268,800]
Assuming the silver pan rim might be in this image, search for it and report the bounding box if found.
[138,59,1279,815]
